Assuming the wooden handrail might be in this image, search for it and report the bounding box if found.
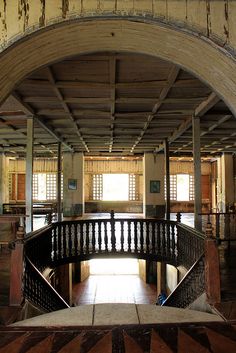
[24,256,69,312]
[24,218,205,271]
[162,255,205,308]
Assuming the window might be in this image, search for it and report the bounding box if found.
[165,175,177,200]
[33,173,62,201]
[189,175,194,201]
[176,174,190,201]
[129,174,138,201]
[92,173,139,201]
[92,174,103,200]
[103,174,129,201]
[46,174,57,200]
[165,174,194,201]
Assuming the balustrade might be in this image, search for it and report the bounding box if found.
[25,216,205,271]
[23,256,69,312]
[162,255,205,308]
[199,212,236,245]
[23,214,206,312]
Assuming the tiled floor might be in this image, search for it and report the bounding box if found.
[72,275,157,306]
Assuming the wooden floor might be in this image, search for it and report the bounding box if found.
[72,275,157,306]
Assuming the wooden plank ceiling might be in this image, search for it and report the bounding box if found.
[0,52,235,157]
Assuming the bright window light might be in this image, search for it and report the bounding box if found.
[90,259,139,275]
[37,173,47,200]
[103,174,129,201]
[177,174,189,201]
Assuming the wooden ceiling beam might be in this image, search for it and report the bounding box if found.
[131,65,180,152]
[22,78,204,89]
[23,96,206,105]
[10,93,73,153]
[46,67,89,152]
[156,92,221,153]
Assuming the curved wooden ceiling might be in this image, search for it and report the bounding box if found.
[0,52,235,157]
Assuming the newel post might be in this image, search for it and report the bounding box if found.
[9,220,25,306]
[110,210,116,251]
[204,221,221,305]
[176,212,181,223]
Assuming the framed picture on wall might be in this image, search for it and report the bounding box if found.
[68,178,77,190]
[150,180,160,193]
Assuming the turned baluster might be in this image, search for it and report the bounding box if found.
[120,220,124,252]
[80,223,84,255]
[110,210,116,251]
[92,221,96,252]
[104,222,108,251]
[98,221,102,251]
[134,221,138,252]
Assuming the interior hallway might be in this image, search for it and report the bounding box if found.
[72,275,157,306]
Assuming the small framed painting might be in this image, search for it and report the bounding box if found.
[150,180,160,193]
[68,178,77,190]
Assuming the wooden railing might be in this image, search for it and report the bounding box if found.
[22,214,207,312]
[199,212,236,244]
[25,216,205,271]
[162,255,205,308]
[176,223,205,269]
[23,256,69,312]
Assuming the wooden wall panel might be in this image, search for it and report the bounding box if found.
[201,174,210,200]
[17,174,25,201]
[85,160,143,174]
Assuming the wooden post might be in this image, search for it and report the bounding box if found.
[176,212,181,223]
[205,221,221,304]
[157,261,166,296]
[110,210,116,251]
[25,117,34,234]
[9,225,25,306]
[57,142,62,222]
[192,116,202,231]
[164,139,170,220]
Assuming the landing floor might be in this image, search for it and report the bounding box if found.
[72,275,157,306]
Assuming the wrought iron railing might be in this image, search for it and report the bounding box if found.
[23,256,69,312]
[162,255,205,308]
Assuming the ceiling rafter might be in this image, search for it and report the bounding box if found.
[46,67,89,153]
[130,65,180,153]
[157,92,221,153]
[23,96,206,105]
[22,78,205,89]
[173,115,233,154]
[2,53,234,157]
[0,96,56,155]
[11,93,73,153]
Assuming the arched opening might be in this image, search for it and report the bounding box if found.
[0,19,236,114]
[0,18,235,322]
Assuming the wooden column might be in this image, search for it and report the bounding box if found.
[157,261,166,295]
[57,142,62,222]
[56,263,73,305]
[164,139,170,220]
[205,222,221,304]
[9,241,24,306]
[25,117,34,233]
[192,116,202,231]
